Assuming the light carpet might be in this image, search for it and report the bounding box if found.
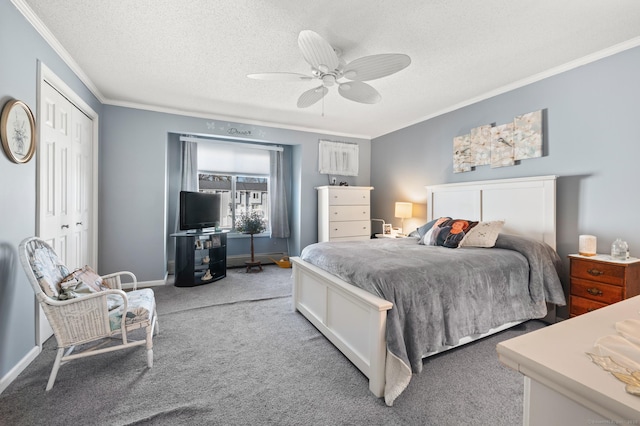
[0,265,543,425]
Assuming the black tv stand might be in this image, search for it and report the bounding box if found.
[171,231,227,287]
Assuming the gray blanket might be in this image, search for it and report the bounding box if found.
[300,233,566,404]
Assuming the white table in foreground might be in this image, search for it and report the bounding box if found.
[497,296,640,424]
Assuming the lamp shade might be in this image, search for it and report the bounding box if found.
[395,202,413,219]
[579,235,597,256]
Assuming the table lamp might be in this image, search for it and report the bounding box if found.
[395,202,412,235]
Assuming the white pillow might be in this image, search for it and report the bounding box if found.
[459,220,505,248]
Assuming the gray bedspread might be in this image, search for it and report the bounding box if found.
[299,233,566,404]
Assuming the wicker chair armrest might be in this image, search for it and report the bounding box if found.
[41,289,128,307]
[101,271,138,290]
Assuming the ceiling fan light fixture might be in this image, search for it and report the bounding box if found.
[343,70,357,80]
[322,75,336,86]
[250,30,410,107]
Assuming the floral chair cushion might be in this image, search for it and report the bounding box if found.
[31,247,70,299]
[108,288,155,331]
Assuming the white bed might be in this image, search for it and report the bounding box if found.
[291,175,560,405]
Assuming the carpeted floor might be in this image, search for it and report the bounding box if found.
[0,265,544,425]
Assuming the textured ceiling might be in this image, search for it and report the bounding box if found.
[18,0,640,138]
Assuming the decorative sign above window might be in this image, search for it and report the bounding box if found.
[453,109,543,173]
[318,139,359,176]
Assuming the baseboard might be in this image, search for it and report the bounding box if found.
[124,277,168,290]
[0,345,40,395]
[226,252,287,268]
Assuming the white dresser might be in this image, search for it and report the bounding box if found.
[497,296,640,424]
[316,186,373,242]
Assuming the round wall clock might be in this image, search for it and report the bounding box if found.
[1,99,36,164]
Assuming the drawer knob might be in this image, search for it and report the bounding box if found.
[587,268,604,276]
[586,287,603,296]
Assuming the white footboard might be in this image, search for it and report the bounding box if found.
[291,256,393,397]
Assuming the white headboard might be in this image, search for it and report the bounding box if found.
[426,175,557,250]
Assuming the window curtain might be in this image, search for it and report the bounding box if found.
[175,141,198,232]
[318,140,359,176]
[181,141,198,191]
[269,148,290,238]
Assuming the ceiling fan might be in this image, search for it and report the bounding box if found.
[247,30,411,108]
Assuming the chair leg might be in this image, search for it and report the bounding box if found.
[153,310,159,335]
[146,324,154,368]
[46,348,65,391]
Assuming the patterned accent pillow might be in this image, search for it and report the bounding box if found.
[419,217,450,245]
[459,220,505,248]
[427,218,479,248]
[416,219,438,244]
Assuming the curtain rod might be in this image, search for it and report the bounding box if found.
[179,136,283,152]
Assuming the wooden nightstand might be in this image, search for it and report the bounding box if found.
[568,254,640,317]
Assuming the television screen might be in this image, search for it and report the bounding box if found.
[179,191,221,232]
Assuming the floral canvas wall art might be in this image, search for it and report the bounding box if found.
[490,123,515,168]
[513,110,542,160]
[470,124,492,166]
[453,134,472,173]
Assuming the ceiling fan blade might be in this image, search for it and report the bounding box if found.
[297,85,329,108]
[343,54,411,81]
[298,30,339,73]
[338,81,381,104]
[247,72,312,81]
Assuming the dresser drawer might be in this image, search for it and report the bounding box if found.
[328,220,370,239]
[570,258,625,286]
[570,277,623,304]
[327,189,370,206]
[570,295,608,317]
[329,205,370,221]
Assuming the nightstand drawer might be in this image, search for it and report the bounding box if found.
[570,258,625,286]
[570,278,623,304]
[570,295,608,317]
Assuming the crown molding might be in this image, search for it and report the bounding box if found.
[11,0,105,103]
[387,36,640,138]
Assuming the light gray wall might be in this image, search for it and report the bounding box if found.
[1,0,371,386]
[371,45,640,319]
[0,1,101,381]
[100,107,371,283]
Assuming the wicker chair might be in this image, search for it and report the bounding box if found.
[19,237,159,391]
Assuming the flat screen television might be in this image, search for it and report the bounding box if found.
[179,191,221,232]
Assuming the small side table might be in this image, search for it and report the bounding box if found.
[568,254,640,317]
[245,260,263,273]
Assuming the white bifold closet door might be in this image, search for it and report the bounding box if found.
[37,80,94,345]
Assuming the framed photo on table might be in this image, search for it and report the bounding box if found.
[1,99,36,164]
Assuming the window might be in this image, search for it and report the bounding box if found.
[198,173,269,232]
